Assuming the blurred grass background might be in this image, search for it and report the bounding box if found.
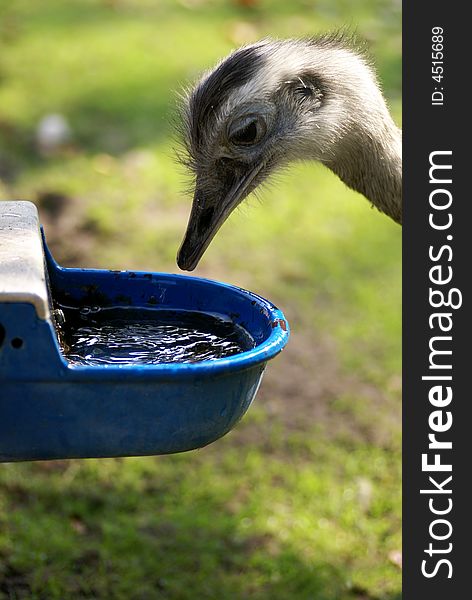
[0,1,401,598]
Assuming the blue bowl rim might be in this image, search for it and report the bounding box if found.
[46,253,290,379]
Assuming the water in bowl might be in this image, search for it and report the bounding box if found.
[56,306,255,366]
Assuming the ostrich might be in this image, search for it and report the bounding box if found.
[176,34,402,271]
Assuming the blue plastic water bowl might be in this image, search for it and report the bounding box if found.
[0,202,289,462]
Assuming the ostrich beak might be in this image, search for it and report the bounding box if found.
[177,164,263,271]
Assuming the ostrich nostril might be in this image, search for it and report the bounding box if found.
[216,157,234,176]
[198,207,215,233]
[217,157,232,168]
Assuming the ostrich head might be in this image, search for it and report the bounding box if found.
[177,35,402,271]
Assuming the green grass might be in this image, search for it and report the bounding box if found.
[1,441,401,599]
[1,1,401,598]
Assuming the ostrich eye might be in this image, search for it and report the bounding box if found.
[233,121,257,144]
[228,115,266,147]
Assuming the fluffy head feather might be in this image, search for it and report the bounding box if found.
[177,34,402,270]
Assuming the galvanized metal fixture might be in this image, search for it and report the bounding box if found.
[0,201,289,462]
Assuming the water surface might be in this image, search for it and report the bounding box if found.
[57,306,254,366]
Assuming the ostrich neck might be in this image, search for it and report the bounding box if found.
[326,120,402,224]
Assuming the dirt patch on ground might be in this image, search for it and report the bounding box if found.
[35,191,97,265]
[235,327,400,449]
